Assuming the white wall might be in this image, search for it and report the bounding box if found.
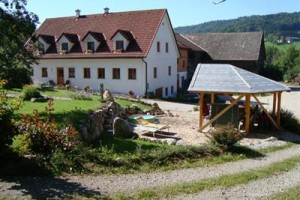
[177,71,188,88]
[145,13,179,98]
[32,58,147,96]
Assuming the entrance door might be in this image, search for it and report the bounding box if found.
[57,68,64,85]
[155,87,163,98]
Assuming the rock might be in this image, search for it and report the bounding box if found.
[113,117,133,138]
[103,89,115,102]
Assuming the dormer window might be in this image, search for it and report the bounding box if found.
[61,42,69,52]
[87,42,95,51]
[111,30,135,52]
[116,40,124,50]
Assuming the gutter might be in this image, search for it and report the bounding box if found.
[142,58,148,96]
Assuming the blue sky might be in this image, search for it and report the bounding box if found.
[27,0,300,28]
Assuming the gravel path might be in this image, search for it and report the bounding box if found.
[1,145,300,199]
[172,165,300,200]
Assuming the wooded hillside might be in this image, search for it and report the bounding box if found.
[175,12,300,40]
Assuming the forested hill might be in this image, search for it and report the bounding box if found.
[174,12,300,39]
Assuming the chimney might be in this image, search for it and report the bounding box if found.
[75,9,81,18]
[104,7,109,15]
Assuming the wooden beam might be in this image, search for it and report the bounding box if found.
[245,94,251,133]
[199,94,245,132]
[253,94,280,129]
[273,93,277,116]
[199,93,204,128]
[276,92,282,127]
[211,93,215,104]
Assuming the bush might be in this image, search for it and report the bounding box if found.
[144,92,156,99]
[69,91,92,100]
[21,85,42,100]
[280,109,300,134]
[210,124,244,151]
[0,80,22,151]
[19,99,80,156]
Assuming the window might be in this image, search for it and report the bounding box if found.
[153,67,157,78]
[87,42,95,51]
[69,68,75,78]
[165,87,168,96]
[157,41,160,52]
[171,86,174,94]
[165,42,169,53]
[83,68,90,78]
[128,68,136,80]
[168,66,171,76]
[113,68,120,79]
[116,40,124,50]
[98,68,105,79]
[61,42,68,52]
[41,68,48,77]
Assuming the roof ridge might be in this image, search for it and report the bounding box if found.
[230,65,252,89]
[44,9,167,21]
[180,34,208,52]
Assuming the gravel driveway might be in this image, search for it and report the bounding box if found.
[1,145,300,199]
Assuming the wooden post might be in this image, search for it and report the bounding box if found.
[276,92,282,127]
[199,93,204,128]
[245,94,251,133]
[199,94,245,132]
[211,93,215,104]
[253,94,279,129]
[272,93,277,116]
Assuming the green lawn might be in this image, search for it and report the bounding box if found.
[265,41,300,51]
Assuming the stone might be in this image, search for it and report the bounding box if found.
[103,89,115,102]
[113,117,133,138]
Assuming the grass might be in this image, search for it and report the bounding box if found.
[269,184,300,200]
[114,155,300,200]
[265,41,300,51]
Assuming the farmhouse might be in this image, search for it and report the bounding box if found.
[176,32,265,82]
[30,8,180,98]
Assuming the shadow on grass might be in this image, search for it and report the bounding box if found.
[228,145,265,158]
[96,133,164,154]
[0,151,104,199]
[38,109,93,129]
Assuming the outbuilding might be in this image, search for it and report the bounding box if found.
[188,63,291,133]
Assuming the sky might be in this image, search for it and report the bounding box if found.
[26,0,300,28]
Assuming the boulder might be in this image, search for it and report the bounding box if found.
[113,117,133,138]
[103,89,115,102]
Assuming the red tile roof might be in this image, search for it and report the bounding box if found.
[33,9,167,58]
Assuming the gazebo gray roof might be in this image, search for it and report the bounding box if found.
[188,64,291,94]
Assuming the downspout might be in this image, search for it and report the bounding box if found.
[142,58,148,97]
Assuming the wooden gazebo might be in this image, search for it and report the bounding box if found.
[188,64,291,133]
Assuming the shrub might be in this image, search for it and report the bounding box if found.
[144,92,156,99]
[21,85,42,100]
[69,91,92,100]
[19,99,80,156]
[280,109,300,134]
[210,124,244,151]
[0,80,22,151]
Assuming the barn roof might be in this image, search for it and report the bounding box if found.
[183,32,264,61]
[188,64,291,94]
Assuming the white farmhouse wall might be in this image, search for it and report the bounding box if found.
[32,58,146,96]
[145,13,179,98]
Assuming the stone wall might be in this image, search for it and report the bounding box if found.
[80,102,126,143]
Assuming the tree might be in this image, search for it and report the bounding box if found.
[280,45,300,81]
[0,0,38,88]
